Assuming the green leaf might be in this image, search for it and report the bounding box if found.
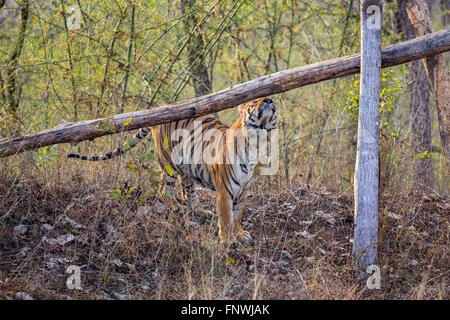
[127,185,137,194]
[123,117,132,127]
[38,146,48,154]
[112,191,121,200]
[165,164,174,176]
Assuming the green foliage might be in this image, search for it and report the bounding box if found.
[164,164,174,176]
[123,117,132,127]
[112,184,137,201]
[413,150,433,160]
[339,74,361,118]
[340,69,403,123]
[0,0,446,192]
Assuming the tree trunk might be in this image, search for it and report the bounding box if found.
[402,0,450,172]
[3,0,29,136]
[0,30,449,158]
[443,0,450,64]
[409,61,434,189]
[397,0,434,192]
[352,0,382,271]
[443,0,450,39]
[181,0,212,97]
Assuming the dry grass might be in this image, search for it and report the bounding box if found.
[0,151,448,300]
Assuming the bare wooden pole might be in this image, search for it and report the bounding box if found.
[0,30,449,158]
[352,0,382,272]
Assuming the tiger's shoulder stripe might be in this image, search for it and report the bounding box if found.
[67,127,151,161]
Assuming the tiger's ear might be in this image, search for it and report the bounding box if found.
[237,105,243,114]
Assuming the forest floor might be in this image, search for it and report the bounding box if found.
[0,167,448,300]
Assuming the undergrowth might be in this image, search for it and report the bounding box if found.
[0,150,448,300]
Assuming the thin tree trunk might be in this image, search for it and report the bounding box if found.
[0,30,449,158]
[397,0,434,192]
[4,0,29,136]
[119,3,135,114]
[402,0,450,172]
[59,0,78,121]
[409,61,434,189]
[352,0,382,271]
[443,0,450,64]
[96,14,123,115]
[442,0,450,37]
[181,0,212,97]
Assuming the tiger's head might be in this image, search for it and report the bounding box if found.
[238,98,277,131]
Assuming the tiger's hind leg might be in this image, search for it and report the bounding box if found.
[156,159,182,212]
[179,173,192,203]
[180,173,213,216]
[232,193,251,242]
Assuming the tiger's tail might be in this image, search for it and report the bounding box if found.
[67,127,151,161]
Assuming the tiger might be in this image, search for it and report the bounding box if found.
[68,98,277,242]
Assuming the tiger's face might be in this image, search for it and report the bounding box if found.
[239,98,277,131]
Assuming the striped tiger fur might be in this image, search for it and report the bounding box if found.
[68,98,277,242]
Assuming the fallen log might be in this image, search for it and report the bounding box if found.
[1,29,449,158]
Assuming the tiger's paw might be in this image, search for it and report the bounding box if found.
[157,197,183,214]
[236,229,252,242]
[193,207,214,216]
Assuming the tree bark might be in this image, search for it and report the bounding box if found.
[397,0,434,192]
[402,0,450,172]
[442,0,450,36]
[352,0,382,271]
[3,0,29,136]
[181,0,212,97]
[0,30,449,158]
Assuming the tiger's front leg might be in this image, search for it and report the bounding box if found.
[216,187,234,243]
[216,186,250,243]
